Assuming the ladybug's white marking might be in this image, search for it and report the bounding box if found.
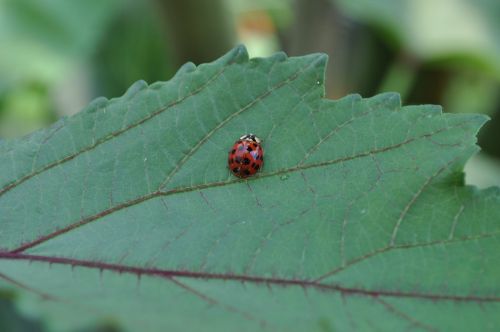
[239,133,262,144]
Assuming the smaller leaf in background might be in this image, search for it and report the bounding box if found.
[227,0,294,57]
[0,83,56,138]
[0,0,124,88]
[0,291,46,332]
[443,72,499,116]
[0,0,127,138]
[92,1,174,99]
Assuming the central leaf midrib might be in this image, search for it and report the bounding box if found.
[0,252,498,303]
[10,123,469,254]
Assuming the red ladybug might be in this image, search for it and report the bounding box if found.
[228,134,264,178]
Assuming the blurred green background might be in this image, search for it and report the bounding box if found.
[1,0,499,187]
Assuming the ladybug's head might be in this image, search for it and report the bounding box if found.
[239,133,262,144]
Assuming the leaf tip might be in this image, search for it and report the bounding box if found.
[222,44,249,65]
[468,113,490,137]
[122,80,149,100]
[85,96,109,114]
[233,44,250,63]
[443,112,490,139]
[317,52,329,65]
[306,52,328,88]
[268,51,288,62]
[371,92,402,111]
[174,62,197,78]
[306,52,328,70]
[473,113,490,126]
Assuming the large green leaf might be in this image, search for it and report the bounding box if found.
[0,46,499,331]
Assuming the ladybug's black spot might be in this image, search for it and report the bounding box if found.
[232,168,239,173]
[243,169,251,176]
[243,158,250,165]
[231,149,236,154]
[246,146,253,152]
[254,164,260,170]
[251,163,256,168]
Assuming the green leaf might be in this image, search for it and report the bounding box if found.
[0,46,499,331]
[335,0,500,78]
[0,293,46,332]
[0,0,123,88]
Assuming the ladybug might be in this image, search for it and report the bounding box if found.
[228,134,264,178]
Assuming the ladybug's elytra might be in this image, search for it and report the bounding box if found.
[228,134,264,178]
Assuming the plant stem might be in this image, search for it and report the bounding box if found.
[158,0,236,66]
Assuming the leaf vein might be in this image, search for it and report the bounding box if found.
[10,122,472,253]
[157,57,323,191]
[0,64,231,198]
[1,252,498,303]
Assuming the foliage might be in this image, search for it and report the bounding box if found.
[0,47,499,331]
[335,0,500,77]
